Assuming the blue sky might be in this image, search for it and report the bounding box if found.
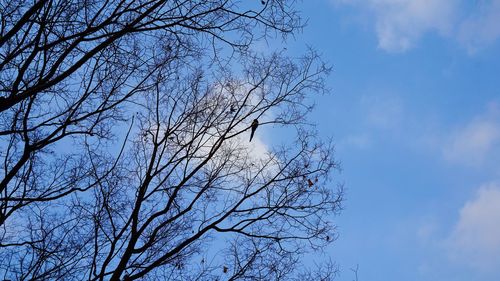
[280,1,500,280]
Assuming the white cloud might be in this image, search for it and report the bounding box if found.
[333,0,500,52]
[372,0,456,52]
[333,0,457,52]
[446,183,500,271]
[442,104,500,166]
[192,120,272,165]
[234,131,271,163]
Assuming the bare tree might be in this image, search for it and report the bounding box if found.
[351,264,360,281]
[0,0,304,228]
[1,1,342,280]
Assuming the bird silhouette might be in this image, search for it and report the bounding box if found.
[249,119,259,142]
[308,179,314,187]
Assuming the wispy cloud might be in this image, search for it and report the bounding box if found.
[458,0,500,53]
[442,103,500,167]
[339,134,372,149]
[361,93,404,129]
[333,0,500,53]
